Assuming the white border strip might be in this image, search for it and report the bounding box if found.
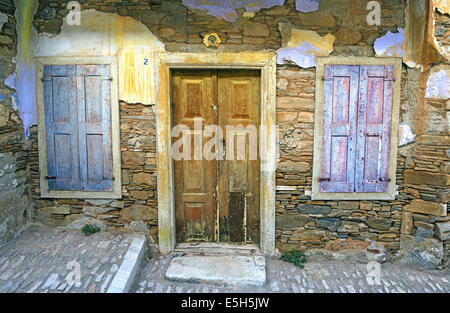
[107,235,146,293]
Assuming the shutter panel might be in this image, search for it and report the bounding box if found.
[77,64,113,191]
[43,65,81,191]
[355,65,393,192]
[320,65,359,192]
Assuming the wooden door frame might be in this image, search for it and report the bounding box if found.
[154,52,277,256]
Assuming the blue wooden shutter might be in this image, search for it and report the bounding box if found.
[44,65,81,191]
[355,65,393,192]
[320,65,359,193]
[76,64,113,191]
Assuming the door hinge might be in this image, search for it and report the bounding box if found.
[319,177,330,182]
[103,177,115,181]
[45,176,56,180]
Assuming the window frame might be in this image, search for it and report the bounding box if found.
[312,56,402,200]
[37,56,122,199]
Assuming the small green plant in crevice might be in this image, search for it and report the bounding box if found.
[282,249,308,269]
[82,224,101,236]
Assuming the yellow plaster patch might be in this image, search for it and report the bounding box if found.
[36,9,165,105]
[287,29,335,55]
[435,0,450,14]
[277,25,335,67]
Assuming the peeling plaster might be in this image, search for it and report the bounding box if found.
[4,73,15,90]
[182,0,285,22]
[295,0,320,13]
[433,1,450,61]
[374,28,405,58]
[14,0,39,139]
[36,9,165,105]
[398,123,416,146]
[403,0,440,69]
[11,93,18,111]
[0,12,7,30]
[434,0,450,14]
[277,24,335,68]
[425,67,450,99]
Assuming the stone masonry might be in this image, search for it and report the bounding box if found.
[0,0,32,247]
[0,0,446,270]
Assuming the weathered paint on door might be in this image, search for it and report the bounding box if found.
[320,64,394,193]
[320,65,359,192]
[43,64,113,191]
[173,70,218,242]
[355,65,393,192]
[218,70,260,243]
[43,65,80,191]
[172,70,260,244]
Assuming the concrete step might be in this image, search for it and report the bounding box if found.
[165,255,266,286]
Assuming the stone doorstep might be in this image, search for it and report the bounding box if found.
[165,255,267,287]
[173,242,262,256]
[107,235,147,293]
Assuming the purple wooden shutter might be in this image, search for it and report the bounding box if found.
[44,65,81,190]
[76,64,113,191]
[355,65,393,192]
[320,65,359,192]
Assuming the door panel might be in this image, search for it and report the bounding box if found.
[355,65,393,192]
[76,64,113,191]
[320,65,359,192]
[44,65,80,191]
[218,70,260,244]
[173,70,217,242]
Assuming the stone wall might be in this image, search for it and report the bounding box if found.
[275,65,408,254]
[26,0,449,267]
[0,0,32,247]
[29,102,158,239]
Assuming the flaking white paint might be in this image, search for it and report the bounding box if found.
[398,123,416,146]
[425,67,450,99]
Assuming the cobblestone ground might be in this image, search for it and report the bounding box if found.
[0,224,134,293]
[131,256,450,293]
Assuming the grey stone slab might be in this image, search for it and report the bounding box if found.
[106,235,146,293]
[165,255,266,287]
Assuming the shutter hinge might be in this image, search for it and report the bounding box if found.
[45,176,56,180]
[384,78,395,82]
[103,177,115,181]
[378,177,390,182]
[319,177,331,182]
[103,77,113,81]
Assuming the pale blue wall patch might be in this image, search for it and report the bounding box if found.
[277,42,320,68]
[4,73,16,89]
[295,0,319,13]
[182,0,285,22]
[374,28,405,57]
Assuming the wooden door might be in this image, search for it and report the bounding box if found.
[218,70,260,243]
[172,70,260,244]
[173,70,218,242]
